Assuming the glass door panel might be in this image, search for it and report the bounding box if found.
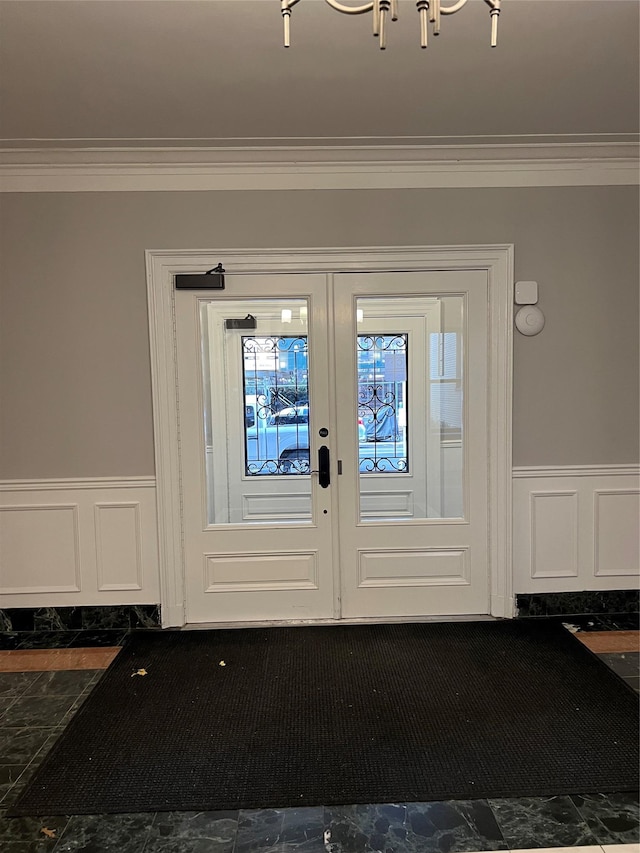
[200,298,313,525]
[355,294,465,523]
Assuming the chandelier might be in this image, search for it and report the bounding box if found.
[280,0,502,50]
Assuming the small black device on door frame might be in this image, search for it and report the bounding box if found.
[175,263,225,290]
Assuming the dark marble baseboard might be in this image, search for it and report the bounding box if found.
[0,605,160,634]
[516,590,639,618]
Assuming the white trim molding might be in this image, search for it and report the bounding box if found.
[146,244,514,627]
[0,476,156,491]
[0,477,160,608]
[513,464,640,479]
[0,142,637,192]
[513,464,640,594]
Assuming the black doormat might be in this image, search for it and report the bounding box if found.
[8,620,639,815]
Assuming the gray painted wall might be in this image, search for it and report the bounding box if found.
[0,185,638,479]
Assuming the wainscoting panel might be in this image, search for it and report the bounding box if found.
[513,465,640,594]
[529,491,578,579]
[594,489,640,577]
[0,504,81,594]
[0,478,159,608]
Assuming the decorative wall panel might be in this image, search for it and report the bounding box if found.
[0,479,159,607]
[513,466,639,594]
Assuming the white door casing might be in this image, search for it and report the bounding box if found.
[146,246,514,627]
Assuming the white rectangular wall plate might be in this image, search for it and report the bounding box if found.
[515,281,538,305]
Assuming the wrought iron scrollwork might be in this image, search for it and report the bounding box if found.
[357,333,408,474]
[242,335,309,477]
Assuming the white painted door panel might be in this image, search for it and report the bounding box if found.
[334,271,489,619]
[175,276,335,624]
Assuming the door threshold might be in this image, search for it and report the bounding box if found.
[181,614,497,631]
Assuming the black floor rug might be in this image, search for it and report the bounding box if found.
[9,620,639,815]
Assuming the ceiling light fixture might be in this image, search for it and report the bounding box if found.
[280,0,501,50]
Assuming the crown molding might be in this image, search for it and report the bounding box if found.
[0,141,637,192]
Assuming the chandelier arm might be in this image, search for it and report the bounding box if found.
[417,0,428,48]
[439,0,469,14]
[485,0,501,47]
[324,0,375,14]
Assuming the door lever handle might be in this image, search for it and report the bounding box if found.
[317,445,330,488]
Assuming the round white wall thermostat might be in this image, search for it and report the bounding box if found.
[515,305,545,336]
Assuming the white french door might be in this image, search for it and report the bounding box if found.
[175,274,335,624]
[173,265,495,625]
[334,272,488,619]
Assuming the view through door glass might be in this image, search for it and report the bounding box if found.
[201,298,313,525]
[199,293,464,527]
[356,295,464,522]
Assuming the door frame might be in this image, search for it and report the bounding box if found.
[146,245,514,627]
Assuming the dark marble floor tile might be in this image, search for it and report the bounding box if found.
[0,632,22,650]
[325,801,506,853]
[447,800,506,848]
[571,791,640,843]
[0,673,41,698]
[624,675,640,692]
[53,812,156,851]
[66,629,128,648]
[0,810,70,848]
[60,693,89,724]
[234,807,325,852]
[0,696,16,718]
[236,808,287,852]
[23,669,99,697]
[599,652,640,677]
[280,806,326,850]
[488,795,599,849]
[144,838,233,853]
[146,811,238,853]
[16,632,79,650]
[29,729,66,770]
[0,764,26,804]
[0,841,61,852]
[81,670,104,693]
[1,694,77,728]
[0,727,53,766]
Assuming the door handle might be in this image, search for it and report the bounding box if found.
[318,445,330,488]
